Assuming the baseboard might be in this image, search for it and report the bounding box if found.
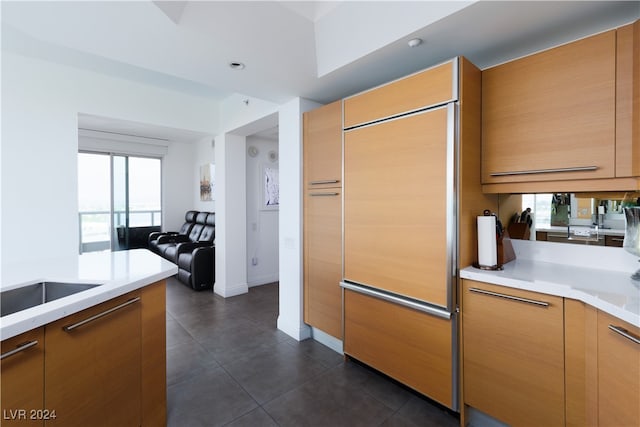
[310,327,343,355]
[247,273,279,287]
[213,281,248,298]
[277,316,311,341]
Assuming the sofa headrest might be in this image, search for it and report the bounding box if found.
[185,210,199,222]
[206,213,215,226]
[195,212,209,224]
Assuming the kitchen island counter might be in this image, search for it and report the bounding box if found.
[1,249,177,340]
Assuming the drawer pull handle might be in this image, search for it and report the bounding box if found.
[310,179,340,185]
[469,287,550,307]
[490,166,598,177]
[610,238,624,242]
[608,325,640,345]
[309,192,339,197]
[1,340,38,360]
[63,297,140,332]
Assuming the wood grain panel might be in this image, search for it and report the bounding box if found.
[1,328,44,427]
[564,299,598,427]
[616,20,640,177]
[482,177,640,194]
[598,310,640,427]
[304,189,342,338]
[462,280,565,427]
[44,291,141,427]
[482,30,616,184]
[344,61,454,128]
[141,280,166,426]
[303,100,342,188]
[344,107,449,306]
[344,290,453,408]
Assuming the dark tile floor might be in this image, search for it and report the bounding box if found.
[165,277,460,427]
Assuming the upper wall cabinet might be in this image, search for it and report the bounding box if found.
[303,100,343,189]
[343,60,456,128]
[482,21,639,194]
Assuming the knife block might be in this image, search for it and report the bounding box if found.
[498,230,516,266]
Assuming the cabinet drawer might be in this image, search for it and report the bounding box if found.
[462,281,565,426]
[344,289,454,409]
[343,60,456,128]
[605,235,624,247]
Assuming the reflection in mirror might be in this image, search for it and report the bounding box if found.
[498,192,640,247]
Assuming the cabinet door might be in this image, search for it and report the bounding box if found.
[344,289,454,409]
[303,100,342,189]
[344,106,451,307]
[462,280,565,426]
[1,328,44,427]
[598,310,640,427]
[304,188,342,338]
[141,281,167,426]
[44,292,141,427]
[344,60,455,128]
[482,30,616,184]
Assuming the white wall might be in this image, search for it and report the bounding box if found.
[1,51,219,272]
[246,136,279,287]
[163,140,198,232]
[192,137,216,214]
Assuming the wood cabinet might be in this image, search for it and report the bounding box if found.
[1,328,45,427]
[462,280,565,426]
[303,100,343,339]
[344,289,453,408]
[303,100,342,189]
[343,60,455,128]
[45,291,142,427]
[482,20,640,193]
[597,310,640,427]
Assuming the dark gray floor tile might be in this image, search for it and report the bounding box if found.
[166,339,219,386]
[221,341,329,404]
[167,366,258,427]
[285,338,345,369]
[166,316,195,347]
[224,407,278,427]
[381,395,459,427]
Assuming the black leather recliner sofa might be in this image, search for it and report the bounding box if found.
[148,210,198,254]
[149,211,215,291]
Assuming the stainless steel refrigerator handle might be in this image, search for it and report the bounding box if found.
[309,179,340,185]
[63,297,141,332]
[1,340,39,360]
[340,282,452,320]
[608,325,640,345]
[309,193,339,197]
[490,166,598,177]
[468,287,550,307]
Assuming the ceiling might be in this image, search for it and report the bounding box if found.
[2,1,639,139]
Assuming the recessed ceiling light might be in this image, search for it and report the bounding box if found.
[229,62,245,70]
[408,38,423,48]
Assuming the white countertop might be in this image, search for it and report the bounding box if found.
[537,225,625,236]
[0,249,178,340]
[460,240,640,327]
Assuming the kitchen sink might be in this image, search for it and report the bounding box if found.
[1,282,101,317]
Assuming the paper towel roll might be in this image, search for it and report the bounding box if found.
[477,216,498,267]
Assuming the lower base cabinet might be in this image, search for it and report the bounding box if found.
[344,289,454,409]
[462,280,565,427]
[597,310,640,427]
[1,328,45,427]
[0,280,166,427]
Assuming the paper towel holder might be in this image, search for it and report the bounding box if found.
[473,210,516,270]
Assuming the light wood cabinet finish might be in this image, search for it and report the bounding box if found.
[141,281,167,426]
[343,60,455,128]
[344,107,450,306]
[44,291,142,427]
[303,100,342,189]
[482,30,617,185]
[1,328,45,427]
[616,20,640,177]
[344,289,453,408]
[564,299,598,427]
[462,280,565,427]
[303,188,342,339]
[597,310,640,427]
